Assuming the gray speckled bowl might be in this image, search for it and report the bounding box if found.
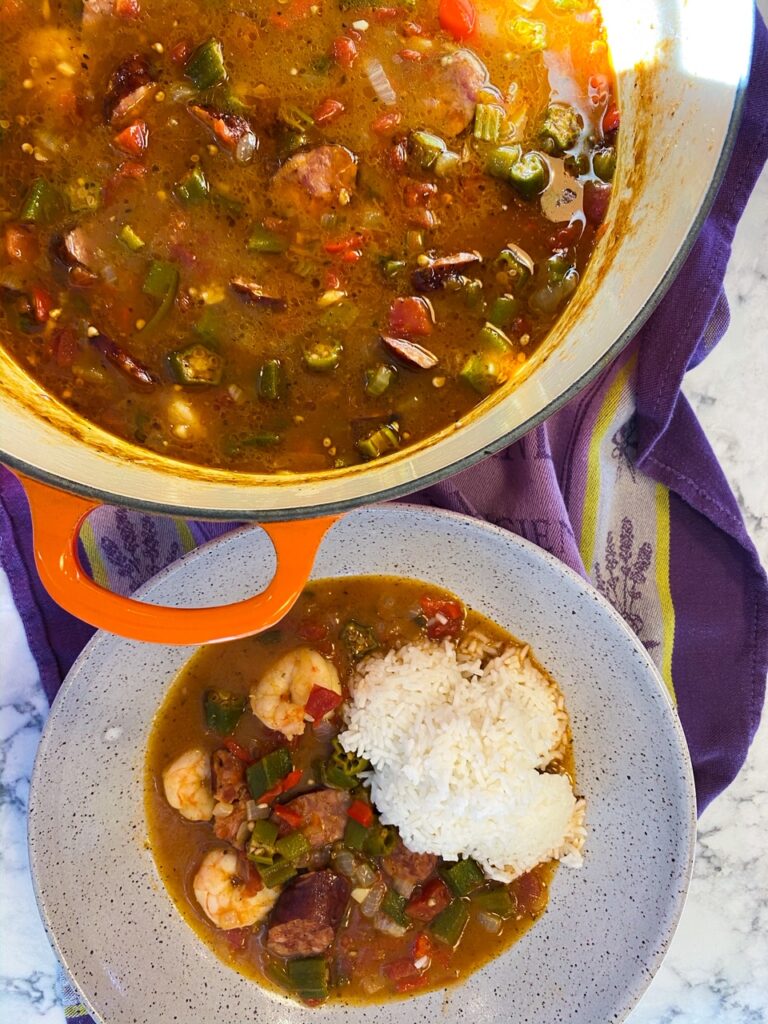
[29,505,695,1024]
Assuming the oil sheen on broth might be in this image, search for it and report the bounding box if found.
[0,0,618,472]
[145,577,577,1005]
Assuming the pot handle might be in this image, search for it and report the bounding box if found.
[18,474,338,645]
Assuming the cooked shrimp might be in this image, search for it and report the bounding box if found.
[193,848,279,930]
[250,646,341,738]
[162,748,215,822]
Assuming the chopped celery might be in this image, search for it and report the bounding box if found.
[250,819,280,848]
[278,103,314,131]
[381,258,407,278]
[442,858,485,896]
[258,358,283,400]
[341,620,379,659]
[410,129,446,169]
[430,898,469,947]
[472,884,516,919]
[356,422,400,461]
[143,260,179,300]
[275,830,311,862]
[488,294,519,327]
[247,226,288,253]
[364,363,396,397]
[246,746,292,800]
[174,165,210,204]
[474,103,505,143]
[593,146,616,182]
[286,956,329,1004]
[540,103,583,152]
[203,688,245,733]
[119,224,145,251]
[381,889,411,928]
[460,353,501,395]
[169,343,223,385]
[479,322,513,352]
[19,178,61,223]
[303,339,343,371]
[185,37,228,90]
[343,817,368,852]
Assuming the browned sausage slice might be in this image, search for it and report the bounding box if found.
[211,749,247,804]
[283,789,351,848]
[266,870,350,957]
[382,840,438,897]
[104,54,156,124]
[417,49,489,137]
[270,145,357,219]
[380,335,438,370]
[411,251,482,292]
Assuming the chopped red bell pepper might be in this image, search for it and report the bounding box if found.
[113,120,149,157]
[412,931,433,961]
[272,804,303,828]
[4,224,37,263]
[323,232,366,254]
[30,286,52,324]
[114,0,140,18]
[305,684,343,722]
[347,799,374,828]
[341,249,362,263]
[419,595,464,640]
[383,956,429,992]
[406,877,452,922]
[223,738,253,763]
[438,0,476,40]
[280,769,303,793]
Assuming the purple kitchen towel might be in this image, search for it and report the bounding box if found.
[2,13,766,832]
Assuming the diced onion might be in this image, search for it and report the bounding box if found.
[351,887,372,903]
[477,911,503,934]
[245,799,259,821]
[373,912,407,938]
[365,59,396,106]
[413,955,431,970]
[360,881,386,918]
[356,861,378,888]
[212,801,234,818]
[235,131,257,165]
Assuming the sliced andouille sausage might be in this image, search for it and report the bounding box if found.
[269,145,357,219]
[212,749,247,804]
[266,870,350,958]
[411,251,482,292]
[188,105,258,161]
[418,48,489,137]
[90,333,159,386]
[382,839,438,897]
[104,54,156,124]
[283,789,351,848]
[50,228,100,287]
[230,278,287,310]
[380,335,438,370]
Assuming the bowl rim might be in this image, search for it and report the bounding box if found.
[0,3,755,520]
[28,503,697,1024]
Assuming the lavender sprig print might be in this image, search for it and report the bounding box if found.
[593,517,658,649]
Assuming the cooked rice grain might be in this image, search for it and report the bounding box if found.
[339,641,585,882]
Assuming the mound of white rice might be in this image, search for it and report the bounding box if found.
[339,641,586,882]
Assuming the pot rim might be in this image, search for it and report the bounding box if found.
[1,6,755,521]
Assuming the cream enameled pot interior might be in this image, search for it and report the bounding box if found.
[0,0,753,518]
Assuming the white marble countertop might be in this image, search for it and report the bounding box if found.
[1,57,766,1024]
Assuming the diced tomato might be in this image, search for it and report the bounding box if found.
[272,804,303,828]
[331,35,358,68]
[412,932,433,961]
[223,927,250,950]
[438,0,476,40]
[406,878,452,922]
[383,956,428,992]
[371,109,402,135]
[270,0,314,29]
[52,328,79,368]
[341,249,361,263]
[389,296,433,338]
[114,0,140,18]
[347,799,374,828]
[280,769,303,793]
[297,619,329,642]
[397,48,423,62]
[305,684,343,722]
[223,738,253,763]
[169,40,193,65]
[603,103,620,133]
[419,595,464,640]
[4,224,37,263]
[313,97,345,126]
[113,120,149,157]
[513,871,543,912]
[30,287,52,324]
[323,232,366,255]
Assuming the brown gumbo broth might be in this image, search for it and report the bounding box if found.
[145,577,574,1004]
[1,0,618,471]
